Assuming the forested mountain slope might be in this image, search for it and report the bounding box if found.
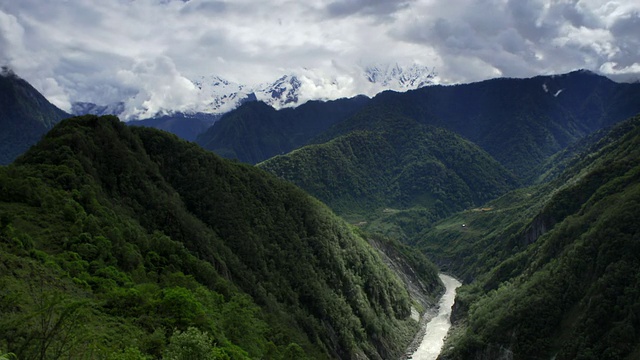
[201,70,640,183]
[0,115,441,359]
[323,70,640,180]
[0,68,69,165]
[259,115,518,238]
[416,114,640,359]
[196,96,369,164]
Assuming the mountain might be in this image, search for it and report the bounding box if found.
[0,115,442,359]
[71,101,125,117]
[0,67,69,165]
[257,74,303,108]
[415,114,640,359]
[192,75,255,114]
[322,70,640,180]
[201,71,640,182]
[70,63,435,121]
[364,63,436,89]
[258,115,518,238]
[130,113,221,141]
[196,96,370,164]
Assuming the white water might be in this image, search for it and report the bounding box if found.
[409,274,462,360]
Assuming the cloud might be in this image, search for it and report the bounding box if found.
[0,0,638,116]
[116,56,200,119]
[324,0,414,20]
[391,0,640,82]
[180,0,227,14]
[36,77,72,111]
[0,10,24,65]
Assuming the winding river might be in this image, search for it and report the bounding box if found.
[408,274,462,360]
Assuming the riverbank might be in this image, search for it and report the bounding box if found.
[404,274,462,360]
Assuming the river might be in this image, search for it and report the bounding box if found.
[408,273,462,360]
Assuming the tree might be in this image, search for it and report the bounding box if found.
[163,327,215,360]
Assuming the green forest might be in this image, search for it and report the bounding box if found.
[259,114,518,238]
[424,115,640,359]
[0,115,442,359]
[3,69,640,359]
[256,95,640,358]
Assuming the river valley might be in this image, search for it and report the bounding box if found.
[408,274,462,360]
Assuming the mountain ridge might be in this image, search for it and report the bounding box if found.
[70,63,436,121]
[1,114,442,359]
[430,113,640,359]
[258,116,519,239]
[196,96,371,164]
[0,67,69,165]
[317,69,640,179]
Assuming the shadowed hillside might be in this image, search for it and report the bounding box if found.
[0,68,69,165]
[259,115,518,239]
[417,114,640,359]
[196,96,370,164]
[322,70,640,180]
[0,115,442,359]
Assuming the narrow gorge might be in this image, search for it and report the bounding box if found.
[408,274,462,360]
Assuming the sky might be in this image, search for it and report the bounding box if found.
[1,0,639,114]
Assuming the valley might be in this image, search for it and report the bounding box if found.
[2,68,640,359]
[406,274,462,360]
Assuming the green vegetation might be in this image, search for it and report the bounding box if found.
[196,97,369,164]
[4,69,640,359]
[420,114,640,359]
[196,71,640,359]
[259,115,518,240]
[0,115,437,359]
[317,70,640,181]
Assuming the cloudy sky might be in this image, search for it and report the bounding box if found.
[1,0,639,113]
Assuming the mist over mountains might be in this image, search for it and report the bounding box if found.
[201,70,640,178]
[3,65,640,359]
[70,63,436,121]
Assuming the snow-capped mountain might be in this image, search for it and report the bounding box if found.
[192,75,256,114]
[71,101,126,117]
[256,75,303,107]
[71,63,436,121]
[364,63,436,90]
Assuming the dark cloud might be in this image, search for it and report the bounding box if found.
[506,0,554,42]
[392,0,640,82]
[608,11,640,68]
[1,0,639,114]
[180,0,227,15]
[325,0,413,19]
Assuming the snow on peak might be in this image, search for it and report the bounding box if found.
[364,63,436,90]
[256,74,303,108]
[71,63,437,120]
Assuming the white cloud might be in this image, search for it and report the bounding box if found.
[390,0,640,81]
[0,0,638,116]
[116,56,200,119]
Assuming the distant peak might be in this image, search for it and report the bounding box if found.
[574,69,597,75]
[364,63,436,89]
[557,69,603,79]
[1,66,19,79]
[71,63,437,120]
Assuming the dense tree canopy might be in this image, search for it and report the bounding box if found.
[0,115,441,359]
[418,114,640,359]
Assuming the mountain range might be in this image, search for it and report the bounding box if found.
[202,70,640,180]
[0,114,442,359]
[70,63,436,121]
[2,67,640,359]
[258,116,519,236]
[431,114,640,359]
